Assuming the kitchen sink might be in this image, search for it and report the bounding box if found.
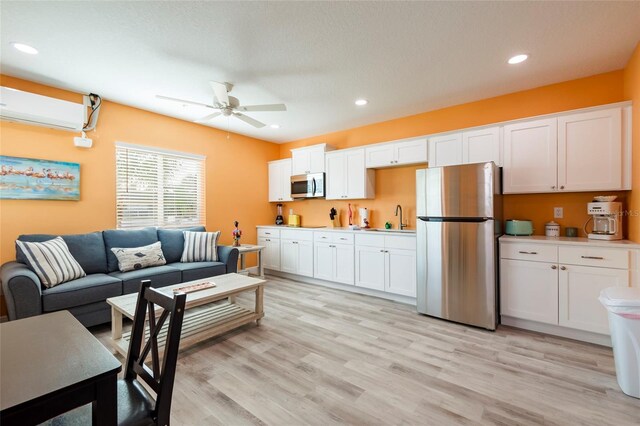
[360,228,415,234]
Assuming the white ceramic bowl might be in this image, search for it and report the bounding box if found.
[593,195,617,202]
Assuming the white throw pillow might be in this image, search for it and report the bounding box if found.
[16,237,86,288]
[111,241,166,272]
[181,231,220,262]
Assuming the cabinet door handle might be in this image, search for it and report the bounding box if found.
[340,238,347,240]
[518,251,538,255]
[329,245,335,248]
[266,239,271,242]
[560,185,565,190]
[380,249,385,253]
[560,266,567,270]
[551,265,557,270]
[265,232,271,235]
[293,241,299,244]
[581,255,604,260]
[551,186,556,190]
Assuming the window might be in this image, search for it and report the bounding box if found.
[115,142,205,229]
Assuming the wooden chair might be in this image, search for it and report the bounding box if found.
[46,280,187,426]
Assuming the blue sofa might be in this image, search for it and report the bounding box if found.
[0,227,238,327]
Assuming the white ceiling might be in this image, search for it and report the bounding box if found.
[1,2,639,143]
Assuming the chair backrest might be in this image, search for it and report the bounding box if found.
[124,280,187,426]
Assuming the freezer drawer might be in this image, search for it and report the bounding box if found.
[417,219,496,330]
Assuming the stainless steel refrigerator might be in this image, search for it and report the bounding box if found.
[416,162,502,330]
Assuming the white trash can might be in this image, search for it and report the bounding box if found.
[599,287,640,398]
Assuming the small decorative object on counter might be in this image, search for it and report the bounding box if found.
[232,221,242,247]
[545,221,560,237]
[385,221,392,229]
[348,203,353,226]
[565,227,578,237]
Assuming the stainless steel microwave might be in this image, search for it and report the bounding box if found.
[291,173,325,199]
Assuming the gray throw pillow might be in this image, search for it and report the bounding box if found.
[111,241,167,272]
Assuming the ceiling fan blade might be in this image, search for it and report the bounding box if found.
[237,103,287,112]
[233,112,266,128]
[210,81,230,106]
[195,112,222,123]
[156,95,213,108]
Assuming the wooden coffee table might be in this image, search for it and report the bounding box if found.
[107,273,266,356]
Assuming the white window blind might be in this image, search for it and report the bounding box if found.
[115,142,205,229]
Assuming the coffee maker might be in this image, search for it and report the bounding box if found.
[587,201,622,240]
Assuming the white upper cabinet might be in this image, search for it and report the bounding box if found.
[503,106,629,194]
[462,126,501,166]
[268,159,293,202]
[503,118,558,194]
[558,107,622,192]
[291,144,329,175]
[325,148,375,200]
[365,138,427,168]
[428,133,462,167]
[428,127,500,167]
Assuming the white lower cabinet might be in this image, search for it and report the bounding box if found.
[558,265,628,334]
[355,235,417,297]
[258,237,281,271]
[500,238,634,341]
[500,259,558,325]
[281,239,313,277]
[355,246,386,291]
[314,241,354,285]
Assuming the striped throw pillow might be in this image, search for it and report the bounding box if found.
[16,237,86,288]
[181,231,220,262]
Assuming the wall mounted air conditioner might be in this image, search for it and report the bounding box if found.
[0,86,86,132]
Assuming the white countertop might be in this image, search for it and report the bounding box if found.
[500,235,640,249]
[257,225,417,236]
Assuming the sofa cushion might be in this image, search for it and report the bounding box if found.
[157,226,206,263]
[16,237,86,288]
[103,228,158,273]
[109,265,181,294]
[168,261,226,282]
[42,274,122,312]
[16,232,108,274]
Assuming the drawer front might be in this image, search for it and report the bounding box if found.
[384,235,416,250]
[355,233,385,247]
[258,228,280,238]
[281,229,313,241]
[559,246,629,269]
[332,232,354,244]
[314,231,333,242]
[500,242,557,263]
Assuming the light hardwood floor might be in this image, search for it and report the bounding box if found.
[93,276,640,425]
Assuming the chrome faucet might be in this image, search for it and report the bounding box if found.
[395,204,407,230]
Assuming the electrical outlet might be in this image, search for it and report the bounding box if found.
[554,207,564,219]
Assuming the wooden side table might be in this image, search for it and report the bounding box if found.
[236,244,265,277]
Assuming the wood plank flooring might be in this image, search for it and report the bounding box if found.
[93,276,640,425]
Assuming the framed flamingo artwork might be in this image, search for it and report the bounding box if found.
[0,156,80,200]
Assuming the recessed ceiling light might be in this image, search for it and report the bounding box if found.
[508,54,528,65]
[270,124,281,129]
[355,99,368,106]
[11,42,38,55]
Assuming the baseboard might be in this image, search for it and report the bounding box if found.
[266,270,417,306]
[501,316,612,347]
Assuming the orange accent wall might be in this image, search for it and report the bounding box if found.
[625,42,640,242]
[277,70,630,236]
[0,75,279,302]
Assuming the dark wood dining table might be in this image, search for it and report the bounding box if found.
[0,310,122,425]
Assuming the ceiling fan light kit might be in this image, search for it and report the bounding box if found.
[157,81,286,129]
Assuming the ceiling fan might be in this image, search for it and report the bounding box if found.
[156,81,286,128]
